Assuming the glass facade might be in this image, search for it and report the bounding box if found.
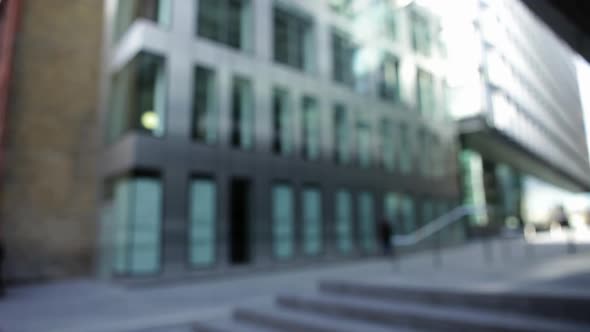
[231,77,254,149]
[302,187,322,256]
[272,88,293,155]
[192,66,218,143]
[272,184,294,259]
[108,52,166,143]
[273,7,314,72]
[189,178,216,267]
[335,190,353,254]
[358,192,375,253]
[302,96,320,160]
[112,177,162,275]
[197,0,252,50]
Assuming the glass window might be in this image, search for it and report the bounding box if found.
[272,184,294,260]
[358,192,375,253]
[420,130,430,177]
[401,196,416,234]
[192,66,218,143]
[384,192,399,229]
[189,178,216,267]
[273,7,314,72]
[417,69,434,116]
[378,55,399,101]
[357,119,371,168]
[114,0,171,41]
[399,124,412,174]
[332,31,357,87]
[334,104,351,164]
[112,176,162,275]
[302,96,320,160]
[302,187,322,256]
[231,77,254,150]
[411,10,431,56]
[381,120,395,171]
[272,88,292,155]
[108,52,166,143]
[197,0,252,50]
[335,190,353,254]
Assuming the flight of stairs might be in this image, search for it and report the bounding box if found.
[193,279,590,332]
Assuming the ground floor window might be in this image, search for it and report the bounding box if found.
[302,187,322,256]
[273,184,294,259]
[335,190,353,253]
[111,176,162,275]
[358,192,376,253]
[189,178,217,267]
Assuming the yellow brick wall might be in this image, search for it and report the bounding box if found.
[1,0,103,281]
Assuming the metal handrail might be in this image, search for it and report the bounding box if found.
[392,205,488,247]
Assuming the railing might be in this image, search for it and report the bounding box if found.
[392,205,487,247]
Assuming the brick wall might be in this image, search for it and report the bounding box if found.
[1,0,103,282]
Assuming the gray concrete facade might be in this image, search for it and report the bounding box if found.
[99,0,460,279]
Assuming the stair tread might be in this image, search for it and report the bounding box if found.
[278,292,590,332]
[193,317,279,332]
[236,304,421,332]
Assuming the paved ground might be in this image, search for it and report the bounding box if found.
[1,236,589,332]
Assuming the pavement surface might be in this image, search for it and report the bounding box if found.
[1,236,589,332]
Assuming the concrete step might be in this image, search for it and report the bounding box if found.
[234,304,418,332]
[193,318,278,332]
[277,292,590,332]
[319,280,590,324]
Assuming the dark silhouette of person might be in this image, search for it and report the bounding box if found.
[555,205,570,229]
[378,218,393,255]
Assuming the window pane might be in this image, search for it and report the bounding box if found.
[303,188,322,256]
[130,179,162,274]
[334,104,350,164]
[381,120,395,171]
[272,88,292,155]
[231,77,254,149]
[114,0,170,41]
[357,120,371,168]
[379,56,399,101]
[399,124,412,174]
[273,184,294,259]
[303,96,320,160]
[189,179,216,267]
[273,7,312,71]
[332,32,356,87]
[401,196,416,234]
[192,66,218,143]
[358,192,375,253]
[417,69,434,116]
[107,52,166,143]
[198,0,249,50]
[335,190,353,253]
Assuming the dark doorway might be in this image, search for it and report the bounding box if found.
[229,178,251,264]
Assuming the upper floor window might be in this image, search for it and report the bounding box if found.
[378,55,400,102]
[334,104,351,164]
[273,7,314,72]
[380,120,395,172]
[399,124,412,174]
[417,68,434,116]
[272,87,293,156]
[114,0,171,41]
[302,96,321,160]
[357,119,371,168]
[332,30,357,88]
[231,77,254,150]
[411,9,431,56]
[197,0,252,51]
[107,52,166,143]
[192,66,218,144]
